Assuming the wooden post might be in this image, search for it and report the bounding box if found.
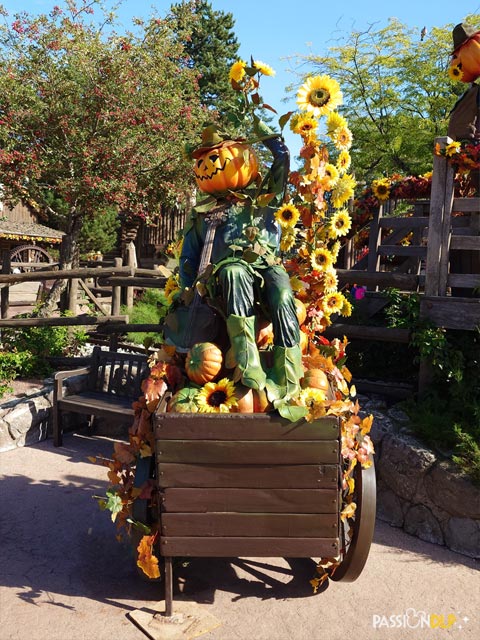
[111,258,122,316]
[1,251,10,319]
[424,137,455,297]
[126,241,137,310]
[164,556,173,617]
[367,204,383,290]
[68,278,79,314]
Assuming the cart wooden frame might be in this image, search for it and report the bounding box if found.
[134,406,376,615]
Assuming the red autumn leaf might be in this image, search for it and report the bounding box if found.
[141,376,167,412]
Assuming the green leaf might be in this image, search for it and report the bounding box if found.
[242,249,260,263]
[195,196,218,213]
[277,403,308,423]
[256,193,276,207]
[279,111,294,130]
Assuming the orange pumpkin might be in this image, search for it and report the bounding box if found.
[193,140,259,195]
[185,342,223,385]
[301,368,330,393]
[299,329,309,353]
[451,31,480,83]
[253,388,272,413]
[234,384,255,413]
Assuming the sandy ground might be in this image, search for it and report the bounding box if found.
[0,432,478,640]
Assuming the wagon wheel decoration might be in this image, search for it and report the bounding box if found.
[10,244,53,272]
[328,455,376,582]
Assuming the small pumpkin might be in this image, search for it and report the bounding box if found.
[451,29,480,83]
[167,386,199,413]
[299,329,309,353]
[253,388,272,413]
[256,317,274,348]
[193,140,259,195]
[234,384,255,413]
[301,368,330,393]
[185,342,223,385]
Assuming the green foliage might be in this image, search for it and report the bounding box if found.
[1,319,88,379]
[294,14,480,183]
[0,0,206,273]
[79,207,120,257]
[122,288,169,346]
[170,0,240,114]
[0,351,32,397]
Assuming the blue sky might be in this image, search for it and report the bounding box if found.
[2,0,480,155]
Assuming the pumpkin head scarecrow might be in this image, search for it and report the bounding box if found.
[173,121,303,407]
[447,23,480,145]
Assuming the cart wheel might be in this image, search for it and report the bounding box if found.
[131,455,162,582]
[328,456,376,582]
[10,244,52,272]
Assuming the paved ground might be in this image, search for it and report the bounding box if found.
[0,433,478,640]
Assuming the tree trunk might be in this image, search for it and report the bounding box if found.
[36,213,83,317]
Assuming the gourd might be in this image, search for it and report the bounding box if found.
[301,368,330,393]
[193,141,259,195]
[451,31,480,83]
[185,342,223,385]
[167,386,199,413]
[295,298,307,325]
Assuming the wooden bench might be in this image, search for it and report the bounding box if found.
[53,346,149,447]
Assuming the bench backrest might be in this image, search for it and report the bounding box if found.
[87,346,150,399]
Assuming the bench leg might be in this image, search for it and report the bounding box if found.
[164,556,173,617]
[53,405,62,447]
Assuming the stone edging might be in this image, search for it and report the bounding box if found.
[362,395,480,560]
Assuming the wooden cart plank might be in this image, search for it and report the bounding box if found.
[157,463,339,489]
[159,536,339,557]
[156,440,339,465]
[162,488,339,513]
[155,413,339,440]
[161,513,338,537]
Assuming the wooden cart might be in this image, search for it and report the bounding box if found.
[135,407,376,615]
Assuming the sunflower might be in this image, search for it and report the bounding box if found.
[322,291,344,315]
[331,173,356,209]
[196,378,238,413]
[253,60,275,76]
[330,240,341,260]
[326,111,347,134]
[299,387,327,422]
[290,112,318,139]
[372,178,391,202]
[280,227,297,252]
[445,141,461,157]
[322,163,339,188]
[448,63,464,82]
[328,210,352,238]
[322,267,338,293]
[310,247,334,271]
[164,274,180,304]
[332,125,353,151]
[229,59,246,84]
[336,150,351,174]
[275,203,301,228]
[297,75,343,118]
[340,297,353,317]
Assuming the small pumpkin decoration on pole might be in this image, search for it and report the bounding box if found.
[449,22,480,83]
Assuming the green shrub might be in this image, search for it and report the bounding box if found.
[122,288,169,346]
[0,351,32,397]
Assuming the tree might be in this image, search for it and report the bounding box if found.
[293,15,480,183]
[169,0,240,118]
[0,0,206,311]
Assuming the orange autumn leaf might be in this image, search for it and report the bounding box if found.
[141,376,167,412]
[113,441,136,465]
[340,501,357,522]
[137,535,160,579]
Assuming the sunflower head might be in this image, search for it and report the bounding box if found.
[332,125,353,151]
[448,63,464,82]
[229,59,247,85]
[297,75,343,118]
[275,203,301,228]
[253,60,276,76]
[372,178,391,202]
[196,378,238,413]
[326,111,347,134]
[322,291,344,315]
[290,112,318,139]
[328,210,352,238]
[310,247,334,272]
[337,150,351,174]
[331,173,356,209]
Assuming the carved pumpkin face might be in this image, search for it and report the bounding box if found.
[193,140,259,195]
[451,31,480,83]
